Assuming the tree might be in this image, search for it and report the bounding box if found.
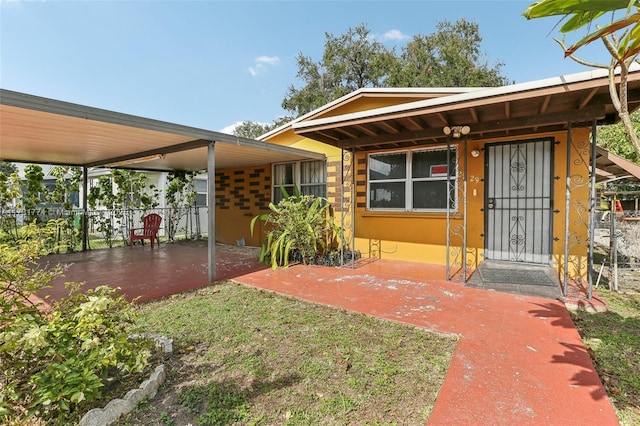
[282,23,397,117]
[523,0,640,159]
[233,121,277,139]
[387,19,511,87]
[0,161,17,176]
[282,21,509,118]
[597,109,640,162]
[233,116,296,140]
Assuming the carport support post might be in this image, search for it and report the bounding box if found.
[82,166,88,252]
[207,141,216,283]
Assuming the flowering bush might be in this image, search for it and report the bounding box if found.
[0,225,151,424]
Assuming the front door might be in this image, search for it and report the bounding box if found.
[484,139,554,264]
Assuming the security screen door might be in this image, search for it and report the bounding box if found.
[484,139,554,264]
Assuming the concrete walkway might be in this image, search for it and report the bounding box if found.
[234,260,619,425]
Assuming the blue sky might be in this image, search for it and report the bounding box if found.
[1,0,614,133]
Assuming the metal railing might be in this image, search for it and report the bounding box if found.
[0,206,206,252]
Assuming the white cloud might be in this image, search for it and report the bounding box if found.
[381,29,409,42]
[220,121,243,134]
[248,55,280,76]
[256,56,280,65]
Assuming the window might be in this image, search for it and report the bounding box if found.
[368,147,457,212]
[273,160,326,203]
[193,179,207,207]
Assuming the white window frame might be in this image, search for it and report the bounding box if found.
[367,146,458,212]
[193,178,208,207]
[271,159,327,202]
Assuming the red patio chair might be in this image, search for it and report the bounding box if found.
[129,213,162,248]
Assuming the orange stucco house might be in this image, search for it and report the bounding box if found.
[213,68,640,294]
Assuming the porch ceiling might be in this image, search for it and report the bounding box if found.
[293,68,640,152]
[0,89,324,171]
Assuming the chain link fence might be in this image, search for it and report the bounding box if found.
[593,210,640,293]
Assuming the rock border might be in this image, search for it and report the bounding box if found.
[80,335,173,426]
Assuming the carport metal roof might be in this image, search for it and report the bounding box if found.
[0,89,324,170]
[0,88,324,284]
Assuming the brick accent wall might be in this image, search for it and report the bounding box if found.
[326,159,342,210]
[356,155,367,209]
[215,166,271,211]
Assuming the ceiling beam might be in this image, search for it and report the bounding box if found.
[83,139,212,167]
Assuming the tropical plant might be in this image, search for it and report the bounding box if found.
[250,188,343,268]
[523,0,640,158]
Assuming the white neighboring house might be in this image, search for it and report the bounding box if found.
[10,163,212,239]
[12,163,171,210]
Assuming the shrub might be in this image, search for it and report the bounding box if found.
[0,225,151,425]
[250,189,344,268]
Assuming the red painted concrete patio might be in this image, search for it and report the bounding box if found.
[40,241,266,303]
[40,242,618,425]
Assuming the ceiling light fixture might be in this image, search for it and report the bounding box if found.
[443,125,470,139]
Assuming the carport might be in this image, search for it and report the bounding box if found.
[0,89,324,282]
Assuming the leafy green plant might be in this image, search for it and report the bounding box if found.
[250,188,343,268]
[159,411,175,426]
[0,167,22,242]
[165,171,197,241]
[0,225,151,425]
[88,170,160,247]
[88,174,117,247]
[178,382,250,425]
[46,166,83,252]
[23,164,47,223]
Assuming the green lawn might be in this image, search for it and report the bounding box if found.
[570,288,640,426]
[118,282,458,426]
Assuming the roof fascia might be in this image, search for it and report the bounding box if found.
[259,87,482,140]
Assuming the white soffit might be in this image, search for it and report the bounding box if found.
[0,89,323,171]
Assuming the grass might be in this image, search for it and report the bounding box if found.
[570,287,640,426]
[117,281,457,425]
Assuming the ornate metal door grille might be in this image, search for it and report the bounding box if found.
[484,139,554,264]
